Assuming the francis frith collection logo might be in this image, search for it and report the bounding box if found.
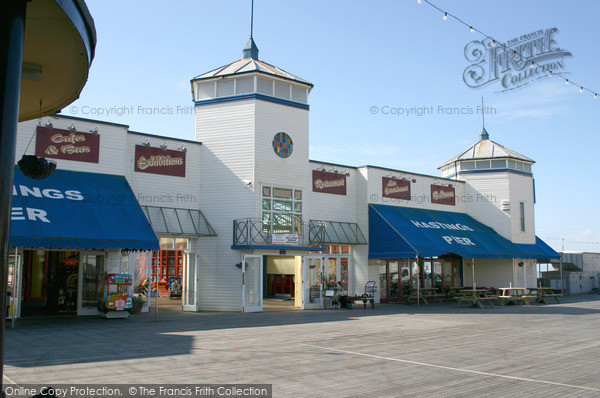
[463,28,572,92]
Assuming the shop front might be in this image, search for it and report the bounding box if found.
[368,204,558,301]
[139,206,216,311]
[9,168,159,318]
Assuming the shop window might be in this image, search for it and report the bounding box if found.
[341,246,350,254]
[175,238,188,250]
[159,237,174,250]
[151,250,184,296]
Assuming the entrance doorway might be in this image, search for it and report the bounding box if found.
[20,250,105,317]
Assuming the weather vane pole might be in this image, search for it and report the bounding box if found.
[250,0,254,39]
[481,97,485,130]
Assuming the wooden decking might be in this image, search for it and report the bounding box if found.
[5,295,600,397]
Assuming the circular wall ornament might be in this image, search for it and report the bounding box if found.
[272,132,293,158]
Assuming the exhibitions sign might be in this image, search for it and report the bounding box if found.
[431,184,455,206]
[134,145,186,177]
[35,126,100,163]
[382,177,410,200]
[312,170,346,196]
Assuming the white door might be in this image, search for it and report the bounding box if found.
[7,253,22,319]
[304,255,324,309]
[182,252,198,311]
[78,252,105,316]
[242,254,263,312]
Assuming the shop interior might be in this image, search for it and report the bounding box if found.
[376,255,463,302]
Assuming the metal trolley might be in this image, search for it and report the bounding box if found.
[341,281,377,309]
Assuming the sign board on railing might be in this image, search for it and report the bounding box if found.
[272,233,299,245]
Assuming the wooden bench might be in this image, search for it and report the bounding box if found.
[499,295,536,305]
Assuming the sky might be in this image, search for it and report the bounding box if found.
[68,0,600,253]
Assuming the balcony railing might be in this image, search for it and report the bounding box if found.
[233,218,324,247]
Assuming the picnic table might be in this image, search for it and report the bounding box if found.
[456,289,496,309]
[498,288,536,305]
[407,288,444,305]
[527,287,562,304]
[443,286,464,299]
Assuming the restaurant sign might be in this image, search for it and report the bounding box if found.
[382,177,410,200]
[312,170,346,196]
[272,233,299,245]
[134,145,186,177]
[35,126,100,163]
[431,184,455,206]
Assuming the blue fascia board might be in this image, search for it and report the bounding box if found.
[194,93,310,111]
[446,169,533,179]
[231,245,325,252]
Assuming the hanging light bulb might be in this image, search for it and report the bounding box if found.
[548,71,552,77]
[417,0,422,3]
[513,51,518,59]
[565,79,569,85]
[595,93,598,99]
[491,40,495,47]
[443,12,448,20]
[580,87,584,93]
[469,26,474,33]
[530,62,534,69]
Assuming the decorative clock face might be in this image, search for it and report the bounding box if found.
[272,132,293,158]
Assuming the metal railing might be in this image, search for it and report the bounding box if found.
[233,218,324,247]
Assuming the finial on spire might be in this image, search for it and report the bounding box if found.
[480,97,489,140]
[243,0,259,59]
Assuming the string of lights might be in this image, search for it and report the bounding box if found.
[417,0,599,99]
[544,237,600,245]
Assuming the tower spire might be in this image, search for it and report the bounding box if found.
[243,0,259,59]
[480,97,489,140]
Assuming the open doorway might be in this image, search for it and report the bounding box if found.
[264,255,302,311]
[21,250,80,317]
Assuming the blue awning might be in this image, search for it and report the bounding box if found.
[10,168,159,251]
[516,236,560,261]
[369,204,557,260]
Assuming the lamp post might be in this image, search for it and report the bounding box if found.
[0,1,28,390]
